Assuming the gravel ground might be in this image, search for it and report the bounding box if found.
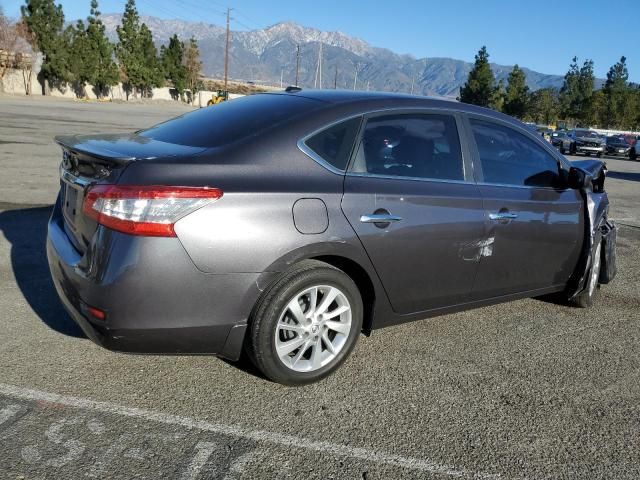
[0,95,639,479]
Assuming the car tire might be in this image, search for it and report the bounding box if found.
[571,237,602,308]
[560,146,566,155]
[631,149,637,161]
[245,260,363,386]
[596,152,602,158]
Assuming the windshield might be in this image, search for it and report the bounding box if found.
[139,94,323,148]
[575,130,599,138]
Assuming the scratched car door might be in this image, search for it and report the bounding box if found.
[465,116,584,299]
[341,111,487,314]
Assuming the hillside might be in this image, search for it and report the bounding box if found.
[100,14,595,97]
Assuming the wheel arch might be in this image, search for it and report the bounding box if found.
[310,254,376,335]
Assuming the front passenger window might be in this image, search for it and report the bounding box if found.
[469,119,561,188]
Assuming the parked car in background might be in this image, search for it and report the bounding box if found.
[631,139,640,160]
[567,129,605,157]
[550,130,569,152]
[605,135,631,157]
[47,90,617,385]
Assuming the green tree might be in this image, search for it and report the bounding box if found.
[503,64,529,118]
[490,78,505,112]
[67,20,90,95]
[138,23,163,94]
[527,88,559,125]
[160,34,187,98]
[184,37,202,97]
[460,46,495,107]
[85,0,118,97]
[603,56,629,128]
[116,0,162,98]
[559,57,596,126]
[577,59,596,126]
[21,0,70,93]
[559,57,581,122]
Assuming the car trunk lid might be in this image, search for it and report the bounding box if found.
[55,133,206,253]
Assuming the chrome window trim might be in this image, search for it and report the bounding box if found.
[346,171,474,185]
[297,106,468,176]
[475,181,571,192]
[297,103,571,179]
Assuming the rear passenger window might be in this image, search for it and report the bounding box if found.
[350,114,464,181]
[304,117,362,171]
[469,119,561,188]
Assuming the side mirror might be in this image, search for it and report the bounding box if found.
[567,167,590,189]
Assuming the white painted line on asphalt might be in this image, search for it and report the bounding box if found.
[0,403,21,426]
[0,383,501,479]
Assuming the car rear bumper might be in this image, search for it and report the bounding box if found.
[46,197,273,360]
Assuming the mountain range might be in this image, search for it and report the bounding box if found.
[99,14,589,97]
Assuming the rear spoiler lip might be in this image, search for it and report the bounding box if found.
[54,135,138,164]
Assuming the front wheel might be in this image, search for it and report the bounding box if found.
[571,239,602,308]
[245,260,363,385]
[631,149,637,161]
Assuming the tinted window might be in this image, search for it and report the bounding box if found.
[350,114,464,181]
[140,94,321,147]
[470,119,560,188]
[305,117,361,171]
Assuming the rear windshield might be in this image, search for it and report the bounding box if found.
[139,94,322,148]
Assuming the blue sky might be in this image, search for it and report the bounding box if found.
[3,0,638,81]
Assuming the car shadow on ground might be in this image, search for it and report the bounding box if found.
[606,171,640,183]
[0,205,85,338]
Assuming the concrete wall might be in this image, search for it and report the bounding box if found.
[1,69,246,106]
[1,68,40,96]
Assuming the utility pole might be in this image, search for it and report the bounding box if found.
[319,43,323,89]
[366,80,370,91]
[295,44,300,86]
[314,43,323,89]
[334,65,338,89]
[224,7,233,91]
[410,74,415,95]
[280,66,284,88]
[353,63,359,90]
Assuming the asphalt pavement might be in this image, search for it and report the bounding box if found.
[0,95,639,479]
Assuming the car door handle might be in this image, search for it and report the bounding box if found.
[489,212,518,221]
[360,213,403,223]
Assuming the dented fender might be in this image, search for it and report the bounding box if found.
[567,160,616,299]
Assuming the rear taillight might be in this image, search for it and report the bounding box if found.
[83,185,222,237]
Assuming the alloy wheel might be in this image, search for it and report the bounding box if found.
[274,285,352,372]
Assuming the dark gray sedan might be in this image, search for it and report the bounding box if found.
[47,90,617,385]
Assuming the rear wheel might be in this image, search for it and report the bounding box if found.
[245,260,363,385]
[571,238,602,308]
[631,149,637,161]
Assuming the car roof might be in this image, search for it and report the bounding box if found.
[270,88,521,125]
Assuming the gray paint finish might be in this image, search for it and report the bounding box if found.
[46,90,612,360]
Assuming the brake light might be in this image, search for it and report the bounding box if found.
[83,185,222,237]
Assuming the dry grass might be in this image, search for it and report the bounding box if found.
[200,78,281,95]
